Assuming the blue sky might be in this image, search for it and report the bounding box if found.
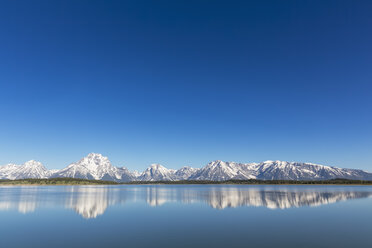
[0,1,371,171]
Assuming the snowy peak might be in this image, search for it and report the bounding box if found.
[53,153,135,182]
[87,153,105,159]
[132,170,141,177]
[75,153,111,170]
[86,153,108,161]
[174,166,199,180]
[0,163,20,179]
[24,160,44,167]
[149,163,168,170]
[138,164,176,181]
[190,160,257,181]
[0,160,50,180]
[21,160,50,177]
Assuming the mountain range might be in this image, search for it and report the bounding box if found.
[1,153,371,182]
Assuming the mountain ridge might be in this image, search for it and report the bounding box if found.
[1,153,371,182]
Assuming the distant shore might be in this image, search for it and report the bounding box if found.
[1,178,372,186]
[0,178,118,186]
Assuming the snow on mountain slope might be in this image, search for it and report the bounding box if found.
[174,166,200,180]
[189,160,257,181]
[52,153,135,182]
[0,160,51,179]
[255,160,372,180]
[188,160,372,181]
[0,163,18,179]
[137,164,176,181]
[132,170,141,178]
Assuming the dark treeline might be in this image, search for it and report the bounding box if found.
[125,178,372,185]
[0,178,118,185]
[1,178,372,185]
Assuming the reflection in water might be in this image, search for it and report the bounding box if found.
[204,189,371,209]
[0,186,371,218]
[146,187,169,206]
[65,187,111,218]
[0,187,39,214]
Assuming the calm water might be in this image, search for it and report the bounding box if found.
[0,185,371,248]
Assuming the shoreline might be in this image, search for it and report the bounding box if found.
[1,184,372,186]
[1,179,372,186]
[1,183,372,186]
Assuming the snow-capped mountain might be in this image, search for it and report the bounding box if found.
[254,160,372,181]
[0,160,51,180]
[189,160,372,181]
[137,164,201,181]
[189,160,258,181]
[0,163,19,179]
[174,166,199,180]
[1,154,372,181]
[52,153,135,182]
[137,164,176,181]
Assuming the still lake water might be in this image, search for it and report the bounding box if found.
[0,185,371,248]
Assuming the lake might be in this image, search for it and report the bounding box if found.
[0,185,371,248]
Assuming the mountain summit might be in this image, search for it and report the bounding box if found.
[0,160,50,180]
[189,160,258,181]
[137,164,176,181]
[52,153,135,182]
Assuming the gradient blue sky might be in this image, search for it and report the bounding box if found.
[0,0,371,171]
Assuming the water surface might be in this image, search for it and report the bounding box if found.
[0,185,371,248]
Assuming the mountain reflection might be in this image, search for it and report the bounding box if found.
[66,187,114,218]
[203,189,371,209]
[0,186,371,218]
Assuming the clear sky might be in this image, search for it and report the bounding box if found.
[0,0,371,171]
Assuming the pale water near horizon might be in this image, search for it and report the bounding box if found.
[0,185,371,248]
